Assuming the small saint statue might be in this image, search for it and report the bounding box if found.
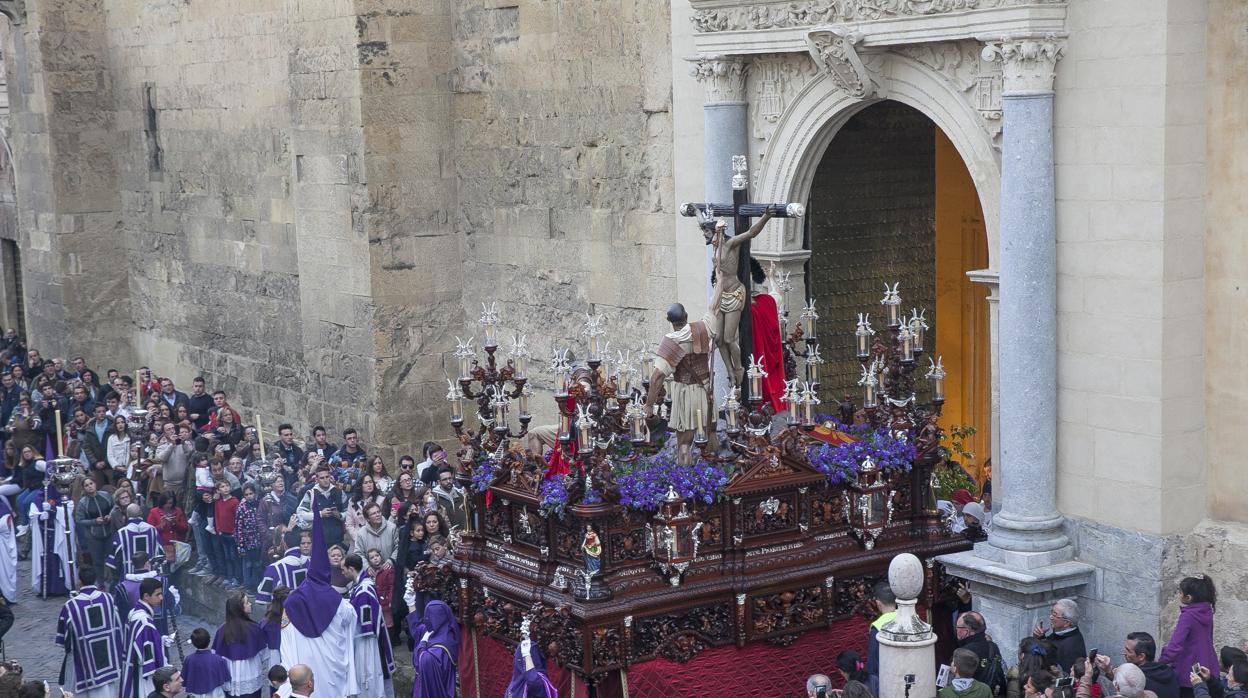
[582,526,602,576]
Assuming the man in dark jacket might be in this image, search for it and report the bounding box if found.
[957,611,1007,696]
[1123,631,1180,698]
[1032,598,1086,673]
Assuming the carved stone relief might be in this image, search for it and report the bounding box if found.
[691,0,1064,33]
[894,40,1005,147]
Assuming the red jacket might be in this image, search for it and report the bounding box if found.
[373,563,396,628]
[146,506,188,544]
[214,496,239,535]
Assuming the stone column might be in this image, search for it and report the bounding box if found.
[690,55,749,398]
[965,269,1001,505]
[980,37,1067,561]
[938,38,1094,658]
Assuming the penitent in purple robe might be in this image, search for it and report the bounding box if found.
[120,601,166,698]
[31,485,75,597]
[504,640,558,698]
[408,600,459,698]
[256,547,307,604]
[55,585,124,695]
[349,570,395,698]
[181,648,230,698]
[106,518,163,576]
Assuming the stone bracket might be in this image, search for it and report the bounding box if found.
[805,27,884,100]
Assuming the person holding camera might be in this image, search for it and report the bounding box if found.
[295,467,347,548]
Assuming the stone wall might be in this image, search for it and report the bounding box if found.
[3,0,678,455]
[1052,0,1207,536]
[352,0,462,460]
[449,0,675,426]
[92,0,378,443]
[6,0,130,371]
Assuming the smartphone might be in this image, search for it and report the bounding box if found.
[1055,677,1075,688]
[1088,648,1098,664]
[1193,663,1203,675]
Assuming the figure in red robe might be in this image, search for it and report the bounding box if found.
[750,259,787,413]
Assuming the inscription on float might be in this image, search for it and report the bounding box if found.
[746,542,806,557]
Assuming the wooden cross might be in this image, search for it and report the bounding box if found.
[679,155,804,400]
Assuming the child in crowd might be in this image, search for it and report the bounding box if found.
[181,627,230,698]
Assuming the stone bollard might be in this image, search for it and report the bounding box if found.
[879,552,937,698]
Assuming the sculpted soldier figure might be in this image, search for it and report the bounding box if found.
[644,304,714,464]
[701,207,775,385]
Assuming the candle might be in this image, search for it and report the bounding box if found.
[588,335,601,362]
[910,310,927,353]
[556,371,568,396]
[631,412,645,442]
[855,313,873,360]
[932,375,945,402]
[788,394,799,425]
[54,408,64,458]
[900,325,914,363]
[559,413,573,443]
[578,419,593,454]
[749,370,763,398]
[864,379,877,409]
[514,355,526,379]
[484,322,497,347]
[694,408,706,443]
[518,392,529,416]
[881,283,901,326]
[726,400,738,430]
[459,354,471,380]
[494,398,507,428]
[450,395,463,422]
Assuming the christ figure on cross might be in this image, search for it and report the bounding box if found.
[700,207,775,386]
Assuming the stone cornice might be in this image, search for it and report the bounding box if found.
[690,0,1064,32]
[691,2,1066,55]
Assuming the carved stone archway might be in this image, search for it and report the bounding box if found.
[752,49,1002,268]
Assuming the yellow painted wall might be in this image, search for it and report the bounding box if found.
[934,130,991,486]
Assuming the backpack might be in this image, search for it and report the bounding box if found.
[980,641,1008,696]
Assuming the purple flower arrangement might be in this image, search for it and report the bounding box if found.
[617,452,733,512]
[470,456,498,493]
[539,476,571,517]
[807,427,916,485]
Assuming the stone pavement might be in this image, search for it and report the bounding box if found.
[6,556,214,693]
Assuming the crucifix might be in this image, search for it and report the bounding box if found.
[679,155,804,401]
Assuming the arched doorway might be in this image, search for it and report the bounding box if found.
[807,100,991,482]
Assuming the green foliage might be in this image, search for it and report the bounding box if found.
[938,423,978,465]
[932,463,977,502]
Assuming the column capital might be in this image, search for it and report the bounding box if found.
[688,54,749,103]
[981,36,1065,95]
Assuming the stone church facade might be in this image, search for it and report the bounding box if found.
[0,0,1243,658]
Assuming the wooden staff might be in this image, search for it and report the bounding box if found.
[256,414,265,460]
